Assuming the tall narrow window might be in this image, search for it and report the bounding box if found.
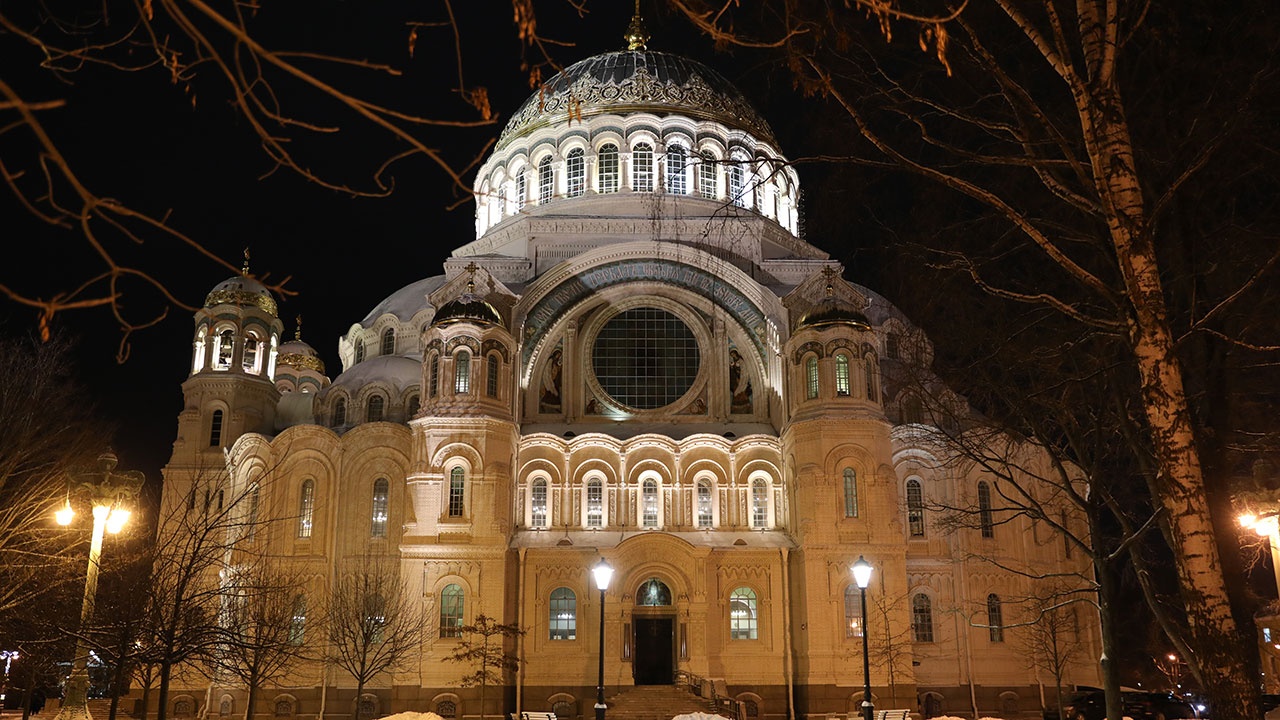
[902,395,924,424]
[987,594,1004,642]
[209,409,224,447]
[665,144,687,194]
[531,479,548,528]
[448,467,465,517]
[429,355,440,398]
[242,336,259,373]
[598,144,619,193]
[216,330,234,370]
[805,356,819,399]
[699,151,717,199]
[728,161,745,207]
[642,479,659,528]
[538,156,554,204]
[865,355,878,401]
[289,595,306,645]
[751,479,768,528]
[366,594,386,644]
[566,148,585,197]
[886,333,900,359]
[586,479,603,528]
[978,481,994,538]
[696,480,713,529]
[835,353,851,396]
[355,341,366,364]
[371,478,389,538]
[407,395,420,418]
[485,355,499,397]
[843,468,858,518]
[516,172,528,210]
[549,587,576,640]
[440,584,464,638]
[367,395,385,422]
[912,593,934,642]
[907,479,925,537]
[247,484,261,540]
[632,143,654,192]
[332,398,347,426]
[193,327,207,373]
[844,585,863,638]
[729,588,758,640]
[297,479,315,538]
[454,351,471,394]
[380,328,395,356]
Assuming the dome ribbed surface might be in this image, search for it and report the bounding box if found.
[432,293,502,327]
[204,275,278,316]
[498,51,774,148]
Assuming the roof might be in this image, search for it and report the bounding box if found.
[359,275,447,326]
[204,275,278,317]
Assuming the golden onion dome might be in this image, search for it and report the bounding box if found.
[432,290,502,328]
[797,289,871,331]
[204,275,278,317]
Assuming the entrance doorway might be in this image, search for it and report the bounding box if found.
[633,617,674,685]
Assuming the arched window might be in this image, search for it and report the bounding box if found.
[844,585,863,638]
[538,156,554,204]
[440,584,464,638]
[886,333,900,359]
[367,395,384,422]
[333,398,347,426]
[371,478,389,537]
[865,354,879,401]
[215,329,235,370]
[729,587,758,640]
[380,328,395,356]
[805,356,819,399]
[531,478,548,528]
[912,593,934,642]
[289,595,306,645]
[454,351,471,394]
[696,480,713,529]
[728,160,746,207]
[632,143,654,192]
[699,151,717,199]
[586,478,603,528]
[247,483,261,540]
[835,353,851,396]
[436,701,457,719]
[566,148,585,197]
[636,578,671,606]
[407,395,420,418]
[906,479,925,537]
[485,354,499,397]
[193,327,207,373]
[448,467,465,517]
[516,171,528,211]
[242,336,259,373]
[987,594,1004,642]
[751,479,769,528]
[297,479,315,538]
[598,144,619,193]
[209,409,224,447]
[642,479,659,528]
[666,144,687,194]
[429,354,440,398]
[843,468,858,518]
[901,394,924,424]
[978,481,994,538]
[549,587,576,640]
[354,341,366,364]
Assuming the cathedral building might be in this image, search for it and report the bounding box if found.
[161,28,1100,720]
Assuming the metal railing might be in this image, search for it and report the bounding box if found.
[674,670,745,720]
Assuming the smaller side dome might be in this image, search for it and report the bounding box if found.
[204,253,279,317]
[432,282,502,328]
[278,339,325,375]
[797,284,871,331]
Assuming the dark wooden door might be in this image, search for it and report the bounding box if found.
[633,617,674,685]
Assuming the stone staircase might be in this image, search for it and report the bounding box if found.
[23,698,135,720]
[603,685,721,720]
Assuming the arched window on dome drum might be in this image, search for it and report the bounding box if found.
[912,593,934,642]
[333,398,347,426]
[901,394,924,424]
[354,341,365,364]
[242,335,259,373]
[407,395,420,418]
[642,479,659,528]
[865,353,879,402]
[844,585,863,637]
[586,479,603,528]
[193,327,207,374]
[380,328,395,356]
[538,156,554,204]
[566,148,585,197]
[751,479,769,528]
[429,355,439,398]
[215,329,234,370]
[598,144,619,193]
[454,351,471,394]
[805,356,819,399]
[843,468,858,518]
[907,479,925,537]
[209,409,224,447]
[516,172,528,210]
[729,587,757,640]
[531,478,548,528]
[978,481,994,538]
[696,480,713,528]
[666,144,687,194]
[448,467,465,517]
[439,584,464,638]
[699,151,717,199]
[632,143,654,192]
[728,161,746,208]
[835,353,851,396]
[297,479,314,538]
[370,478,389,538]
[549,587,576,640]
[485,354,499,397]
[497,186,506,219]
[987,594,1004,642]
[367,395,384,423]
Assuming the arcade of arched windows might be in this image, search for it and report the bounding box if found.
[193,319,279,379]
[790,342,881,405]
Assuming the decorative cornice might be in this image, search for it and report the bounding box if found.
[204,289,278,317]
[277,352,325,374]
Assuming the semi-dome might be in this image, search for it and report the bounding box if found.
[431,289,502,328]
[204,274,278,317]
[497,50,775,149]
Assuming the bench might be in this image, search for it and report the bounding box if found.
[512,712,557,720]
[875,710,912,720]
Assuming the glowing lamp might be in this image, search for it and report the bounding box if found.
[56,502,74,526]
[852,555,873,589]
[592,558,614,591]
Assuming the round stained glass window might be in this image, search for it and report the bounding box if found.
[591,308,700,410]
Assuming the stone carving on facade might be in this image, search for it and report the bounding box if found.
[729,347,753,414]
[539,347,563,413]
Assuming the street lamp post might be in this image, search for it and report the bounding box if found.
[53,450,144,720]
[591,559,614,720]
[852,556,874,720]
[1238,512,1280,598]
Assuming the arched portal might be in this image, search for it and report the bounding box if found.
[633,577,675,685]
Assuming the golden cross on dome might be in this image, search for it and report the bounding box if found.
[295,315,303,341]
[242,248,251,276]
[464,262,479,293]
[821,266,839,295]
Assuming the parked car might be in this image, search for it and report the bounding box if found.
[1061,689,1200,720]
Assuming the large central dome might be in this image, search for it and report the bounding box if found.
[497,50,775,149]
